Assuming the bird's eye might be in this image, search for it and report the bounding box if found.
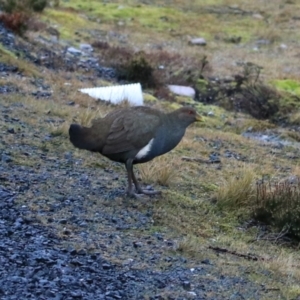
[188,110,193,115]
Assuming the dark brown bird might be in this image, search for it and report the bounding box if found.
[69,106,202,198]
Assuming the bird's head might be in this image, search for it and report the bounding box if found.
[177,107,203,125]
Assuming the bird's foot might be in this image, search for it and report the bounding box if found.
[135,185,161,195]
[126,190,147,199]
[126,186,161,198]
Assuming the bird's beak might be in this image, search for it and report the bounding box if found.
[195,113,203,122]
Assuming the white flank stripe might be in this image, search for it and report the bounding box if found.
[135,138,154,159]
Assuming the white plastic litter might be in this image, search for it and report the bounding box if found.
[168,85,196,98]
[79,83,144,106]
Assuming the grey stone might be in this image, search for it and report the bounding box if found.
[189,37,207,46]
[80,43,93,53]
[67,47,82,56]
[168,85,196,98]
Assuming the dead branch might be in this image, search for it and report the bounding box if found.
[182,156,211,164]
[208,245,262,261]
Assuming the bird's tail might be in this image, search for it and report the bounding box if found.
[69,124,99,152]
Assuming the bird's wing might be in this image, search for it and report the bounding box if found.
[102,107,161,155]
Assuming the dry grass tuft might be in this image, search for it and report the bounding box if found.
[138,155,178,186]
[292,165,300,178]
[116,99,132,108]
[289,112,300,125]
[176,236,206,258]
[48,121,69,137]
[77,106,105,127]
[215,167,256,209]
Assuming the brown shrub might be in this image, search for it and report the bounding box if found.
[231,64,280,119]
[0,0,48,13]
[237,83,280,119]
[145,51,210,88]
[0,0,48,34]
[0,12,28,34]
[153,86,176,102]
[96,44,212,90]
[25,18,47,31]
[91,41,110,50]
[255,179,300,240]
[200,63,281,120]
[29,0,48,12]
[117,51,157,88]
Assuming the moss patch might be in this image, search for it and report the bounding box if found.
[0,45,40,76]
[273,79,300,96]
[42,8,95,40]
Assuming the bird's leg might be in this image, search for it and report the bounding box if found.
[125,159,136,197]
[131,167,161,196]
[125,159,147,199]
[125,160,160,197]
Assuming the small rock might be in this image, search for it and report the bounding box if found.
[201,258,212,265]
[77,249,86,255]
[58,219,68,224]
[64,152,73,160]
[7,128,15,134]
[67,47,82,56]
[209,153,221,164]
[225,36,242,44]
[279,43,288,50]
[102,263,112,270]
[252,13,264,19]
[133,241,143,248]
[155,233,164,240]
[70,291,82,298]
[80,43,93,53]
[1,153,12,163]
[168,85,196,98]
[255,39,270,45]
[182,281,191,290]
[189,37,206,46]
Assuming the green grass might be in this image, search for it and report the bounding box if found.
[58,0,261,40]
[60,1,183,31]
